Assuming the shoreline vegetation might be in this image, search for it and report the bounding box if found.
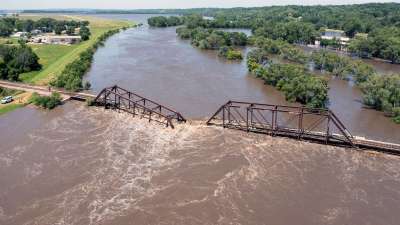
[0,14,134,114]
[29,92,62,109]
[148,10,400,123]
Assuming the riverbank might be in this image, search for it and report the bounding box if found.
[18,14,134,85]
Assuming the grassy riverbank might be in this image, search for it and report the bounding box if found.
[0,89,32,115]
[18,14,134,85]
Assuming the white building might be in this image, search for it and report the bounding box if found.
[41,36,82,45]
[320,35,350,46]
[11,32,28,38]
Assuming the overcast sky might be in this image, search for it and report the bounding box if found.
[1,0,399,10]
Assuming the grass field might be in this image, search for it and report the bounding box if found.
[18,14,134,85]
[0,37,19,45]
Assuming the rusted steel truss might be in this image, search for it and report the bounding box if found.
[207,101,355,147]
[94,85,186,128]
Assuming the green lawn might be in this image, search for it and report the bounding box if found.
[0,104,24,115]
[18,14,134,85]
[0,37,19,45]
[20,44,78,83]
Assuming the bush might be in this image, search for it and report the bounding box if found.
[218,46,243,60]
[226,50,243,60]
[29,92,62,109]
[361,74,400,121]
[79,26,91,41]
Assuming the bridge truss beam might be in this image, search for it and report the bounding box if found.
[94,85,186,128]
[207,101,355,147]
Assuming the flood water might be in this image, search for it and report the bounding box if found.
[1,102,400,225]
[1,14,400,225]
[85,14,400,143]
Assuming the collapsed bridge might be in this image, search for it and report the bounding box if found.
[93,85,186,128]
[90,86,400,155]
[207,101,400,155]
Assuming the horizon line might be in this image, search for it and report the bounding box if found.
[1,2,399,11]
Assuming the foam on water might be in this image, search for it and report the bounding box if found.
[1,103,400,225]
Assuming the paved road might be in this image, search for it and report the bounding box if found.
[0,80,96,100]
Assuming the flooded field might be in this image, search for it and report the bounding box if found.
[1,103,400,225]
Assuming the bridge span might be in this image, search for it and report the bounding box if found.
[206,101,400,155]
[2,81,399,155]
[93,85,186,128]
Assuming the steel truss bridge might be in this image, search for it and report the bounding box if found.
[91,86,399,155]
[207,101,400,155]
[94,85,186,128]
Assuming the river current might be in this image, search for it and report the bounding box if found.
[1,14,400,225]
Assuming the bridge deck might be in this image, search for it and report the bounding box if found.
[207,100,400,155]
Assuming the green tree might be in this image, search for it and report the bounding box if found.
[79,26,91,41]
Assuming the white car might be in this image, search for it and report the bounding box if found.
[1,96,13,104]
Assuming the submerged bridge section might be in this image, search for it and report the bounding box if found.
[207,101,400,155]
[94,85,186,128]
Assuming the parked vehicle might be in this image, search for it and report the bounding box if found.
[1,96,13,104]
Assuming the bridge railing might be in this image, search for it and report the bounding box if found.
[207,101,354,146]
[94,85,186,128]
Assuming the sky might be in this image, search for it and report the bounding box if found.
[1,0,399,10]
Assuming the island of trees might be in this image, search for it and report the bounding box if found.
[148,16,183,27]
[147,3,400,123]
[176,19,247,61]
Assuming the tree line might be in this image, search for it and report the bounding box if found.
[0,42,41,81]
[349,27,400,63]
[148,3,400,63]
[0,17,90,38]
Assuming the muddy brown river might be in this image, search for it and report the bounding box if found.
[1,102,400,225]
[1,14,400,225]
